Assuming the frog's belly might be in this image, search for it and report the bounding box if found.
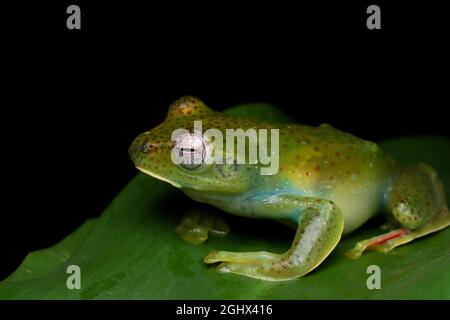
[331,193,381,234]
[185,184,385,235]
[274,186,383,234]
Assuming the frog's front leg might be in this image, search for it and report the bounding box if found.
[176,205,230,245]
[204,197,344,281]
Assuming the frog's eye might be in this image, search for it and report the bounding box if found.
[173,133,206,170]
[141,142,152,153]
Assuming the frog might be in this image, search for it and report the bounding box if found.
[128,96,450,281]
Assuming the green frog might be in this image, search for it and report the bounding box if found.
[128,96,450,281]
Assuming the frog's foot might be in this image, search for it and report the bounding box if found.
[346,208,450,259]
[176,208,230,245]
[204,251,287,282]
[346,228,410,259]
[204,198,344,281]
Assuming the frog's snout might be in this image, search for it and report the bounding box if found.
[128,131,174,169]
[128,134,149,166]
[128,142,137,164]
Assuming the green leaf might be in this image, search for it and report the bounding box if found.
[1,103,449,299]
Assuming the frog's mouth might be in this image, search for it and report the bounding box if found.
[135,166,182,189]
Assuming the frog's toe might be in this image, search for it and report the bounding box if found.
[204,250,277,264]
[209,217,230,238]
[216,262,253,276]
[204,250,221,263]
[345,245,365,259]
[215,262,276,281]
[214,260,300,282]
[176,228,209,245]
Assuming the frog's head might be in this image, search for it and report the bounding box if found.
[129,96,256,194]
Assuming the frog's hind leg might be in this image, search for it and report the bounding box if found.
[204,197,344,281]
[346,163,450,259]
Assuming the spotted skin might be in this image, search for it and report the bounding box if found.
[388,163,437,229]
[129,96,450,281]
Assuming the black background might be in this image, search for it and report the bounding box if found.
[2,1,449,281]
